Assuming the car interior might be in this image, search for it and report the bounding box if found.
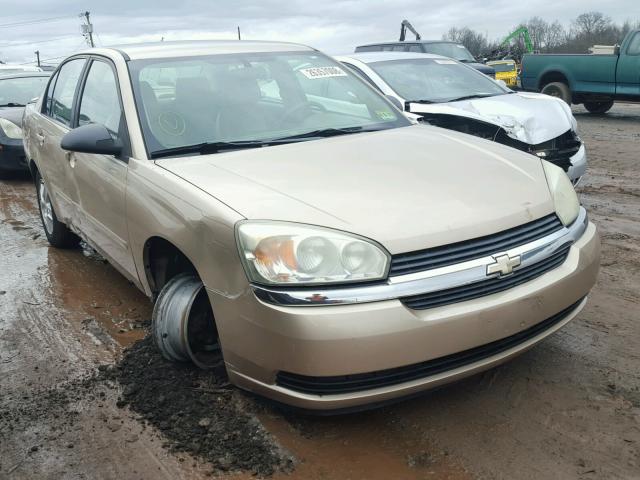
[133,55,398,152]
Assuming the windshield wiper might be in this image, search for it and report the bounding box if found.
[409,99,438,104]
[270,126,378,141]
[150,127,384,159]
[446,93,501,102]
[0,102,25,107]
[151,140,267,159]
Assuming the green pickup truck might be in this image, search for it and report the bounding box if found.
[521,29,640,113]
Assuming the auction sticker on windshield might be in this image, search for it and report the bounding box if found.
[299,66,348,79]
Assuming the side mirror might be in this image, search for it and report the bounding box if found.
[385,94,404,111]
[61,123,122,156]
[496,79,508,88]
[613,44,621,56]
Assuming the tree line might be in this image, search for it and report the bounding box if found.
[443,12,640,58]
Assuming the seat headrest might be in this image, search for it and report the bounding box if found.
[218,68,262,104]
[175,77,214,107]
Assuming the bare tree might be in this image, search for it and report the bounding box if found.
[572,11,612,36]
[443,27,490,57]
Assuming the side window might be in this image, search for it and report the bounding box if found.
[42,70,59,115]
[407,44,423,53]
[78,61,123,137]
[392,45,408,52]
[627,33,640,55]
[355,46,378,53]
[49,59,85,126]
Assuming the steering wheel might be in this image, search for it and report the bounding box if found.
[278,101,327,127]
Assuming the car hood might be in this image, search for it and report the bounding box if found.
[466,62,495,76]
[0,107,24,125]
[408,92,576,145]
[158,125,554,254]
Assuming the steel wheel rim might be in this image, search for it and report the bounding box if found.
[39,179,54,234]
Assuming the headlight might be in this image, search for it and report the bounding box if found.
[236,221,390,285]
[542,161,580,226]
[0,118,23,139]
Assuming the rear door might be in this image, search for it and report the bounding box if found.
[616,32,640,96]
[35,58,87,224]
[70,57,136,278]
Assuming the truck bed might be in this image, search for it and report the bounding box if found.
[521,54,618,95]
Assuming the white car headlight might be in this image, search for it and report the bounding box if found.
[542,161,580,226]
[236,221,390,285]
[0,118,23,139]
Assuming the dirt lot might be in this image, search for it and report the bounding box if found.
[1,103,639,480]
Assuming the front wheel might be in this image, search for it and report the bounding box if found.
[35,171,80,248]
[584,100,614,114]
[152,273,222,370]
[541,82,572,105]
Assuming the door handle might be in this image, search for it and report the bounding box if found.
[65,151,76,168]
[36,132,45,146]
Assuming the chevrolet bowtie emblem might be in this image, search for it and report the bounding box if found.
[487,253,521,276]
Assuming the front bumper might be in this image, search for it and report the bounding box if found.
[0,139,27,172]
[210,219,600,410]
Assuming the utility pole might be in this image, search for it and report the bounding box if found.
[80,11,95,47]
[237,26,241,40]
[34,50,40,67]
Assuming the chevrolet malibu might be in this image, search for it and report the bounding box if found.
[22,41,600,411]
[337,52,587,184]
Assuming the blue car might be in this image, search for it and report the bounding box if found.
[0,72,50,178]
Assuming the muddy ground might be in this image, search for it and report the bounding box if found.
[1,103,639,480]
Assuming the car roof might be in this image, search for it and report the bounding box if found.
[357,40,461,47]
[0,71,51,80]
[337,51,450,63]
[76,40,316,61]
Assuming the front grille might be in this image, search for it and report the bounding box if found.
[389,214,563,277]
[276,297,584,395]
[401,244,570,310]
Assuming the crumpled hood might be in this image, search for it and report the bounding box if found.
[158,125,555,254]
[0,107,24,126]
[409,92,576,145]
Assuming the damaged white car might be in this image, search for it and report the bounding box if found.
[337,52,586,183]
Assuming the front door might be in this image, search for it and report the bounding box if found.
[616,32,640,97]
[70,58,136,279]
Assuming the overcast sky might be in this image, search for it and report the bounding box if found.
[0,0,637,65]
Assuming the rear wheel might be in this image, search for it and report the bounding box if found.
[541,82,572,105]
[584,100,614,114]
[35,171,80,248]
[152,273,222,369]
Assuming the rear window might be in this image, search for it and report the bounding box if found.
[422,43,476,62]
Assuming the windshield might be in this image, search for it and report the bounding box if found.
[489,63,516,72]
[422,43,476,62]
[0,76,49,106]
[129,51,409,157]
[369,58,508,103]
